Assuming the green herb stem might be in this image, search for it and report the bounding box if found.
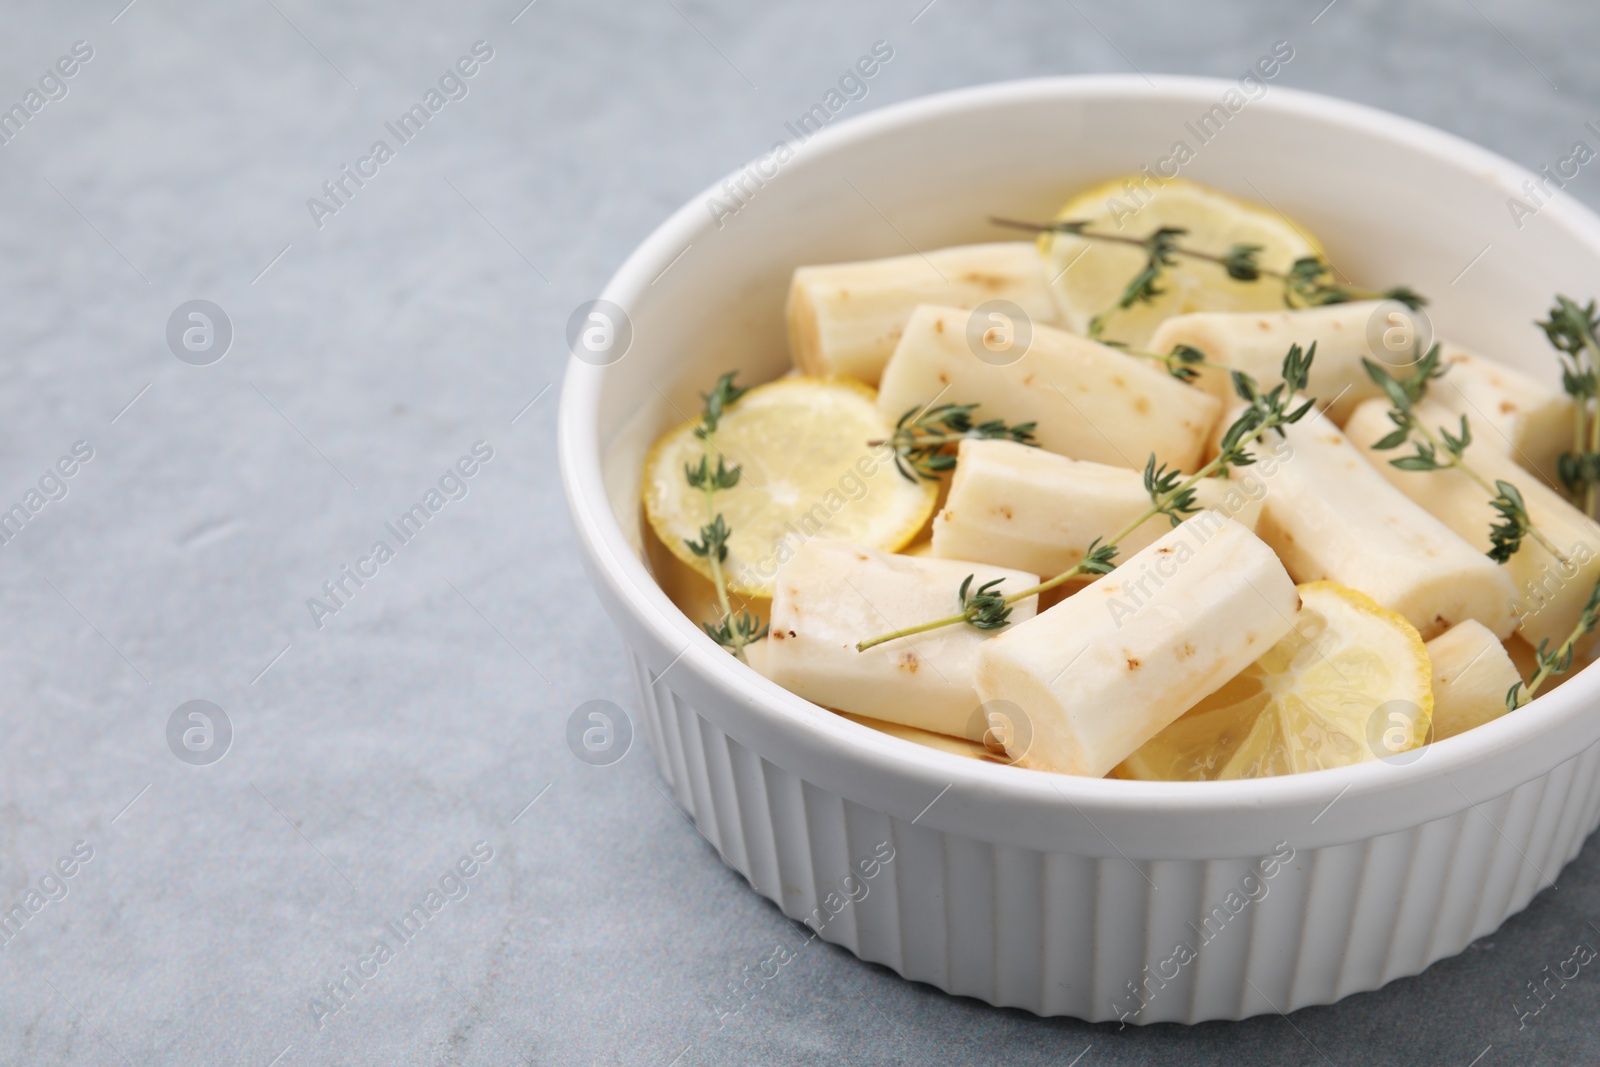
[1365,351,1572,569]
[1507,575,1600,709]
[682,372,767,660]
[1588,377,1599,519]
[1409,419,1572,567]
[1577,390,1590,513]
[1108,342,1216,383]
[880,403,1037,483]
[993,217,1258,277]
[988,216,1425,337]
[1539,296,1600,515]
[696,437,745,660]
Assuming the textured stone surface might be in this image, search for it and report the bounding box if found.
[0,0,1595,1063]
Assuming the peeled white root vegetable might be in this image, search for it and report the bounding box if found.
[1152,303,1572,482]
[1427,342,1574,488]
[758,539,1037,739]
[877,304,1222,473]
[1247,402,1520,639]
[1147,301,1388,424]
[974,513,1297,777]
[1344,397,1600,650]
[930,438,1263,578]
[1426,620,1521,742]
[837,711,994,761]
[785,243,1059,386]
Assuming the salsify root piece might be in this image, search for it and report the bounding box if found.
[1426,621,1522,741]
[757,540,1038,739]
[1242,397,1520,639]
[1345,395,1600,650]
[786,243,1058,386]
[876,303,1222,474]
[973,512,1297,778]
[930,437,1263,578]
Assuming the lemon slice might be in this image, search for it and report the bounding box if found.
[643,377,937,599]
[1043,176,1322,348]
[1116,581,1433,781]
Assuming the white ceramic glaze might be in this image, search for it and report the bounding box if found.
[559,76,1600,1022]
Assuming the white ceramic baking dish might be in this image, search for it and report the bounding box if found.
[559,76,1600,1023]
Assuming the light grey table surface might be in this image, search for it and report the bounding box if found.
[1,0,1598,1064]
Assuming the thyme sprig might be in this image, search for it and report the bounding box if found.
[989,216,1426,339]
[1283,257,1424,312]
[958,575,1013,630]
[1501,295,1600,707]
[683,372,767,659]
[1104,341,1212,383]
[1144,456,1198,526]
[854,344,1318,652]
[1486,481,1536,565]
[1506,575,1600,710]
[877,402,1037,482]
[1082,224,1186,338]
[1363,349,1570,567]
[1540,295,1600,515]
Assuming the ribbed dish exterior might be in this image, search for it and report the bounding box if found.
[629,648,1600,1023]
